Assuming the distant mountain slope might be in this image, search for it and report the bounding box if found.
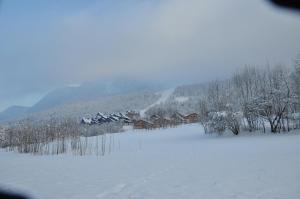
[27,91,160,121]
[0,106,29,122]
[172,83,208,97]
[0,80,209,123]
[138,82,209,116]
[29,78,163,113]
[140,88,175,117]
[0,78,164,122]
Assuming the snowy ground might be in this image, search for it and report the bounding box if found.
[1,124,300,199]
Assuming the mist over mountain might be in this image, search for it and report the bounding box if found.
[0,106,29,122]
[0,78,165,122]
[30,78,164,112]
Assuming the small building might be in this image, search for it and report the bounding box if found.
[184,113,199,123]
[133,120,153,129]
[125,111,140,120]
[81,117,92,125]
[149,114,160,122]
[152,117,171,128]
[170,112,185,125]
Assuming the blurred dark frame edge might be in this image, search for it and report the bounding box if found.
[270,0,300,10]
[0,190,29,199]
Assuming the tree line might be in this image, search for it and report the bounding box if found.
[0,117,123,154]
[197,61,300,135]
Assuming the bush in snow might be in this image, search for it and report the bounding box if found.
[224,111,242,135]
[207,112,227,135]
[203,111,241,135]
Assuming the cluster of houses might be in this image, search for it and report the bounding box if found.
[81,111,199,130]
[81,112,132,125]
[133,112,199,129]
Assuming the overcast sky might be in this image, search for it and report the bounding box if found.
[0,0,300,111]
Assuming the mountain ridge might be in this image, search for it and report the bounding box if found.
[0,78,165,123]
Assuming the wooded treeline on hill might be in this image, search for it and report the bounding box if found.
[144,60,300,135]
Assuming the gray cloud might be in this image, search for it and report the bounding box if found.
[0,0,300,111]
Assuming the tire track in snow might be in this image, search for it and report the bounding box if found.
[96,166,175,199]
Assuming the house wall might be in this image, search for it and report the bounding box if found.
[184,113,199,123]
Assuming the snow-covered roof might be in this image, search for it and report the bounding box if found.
[81,111,133,125]
[81,117,92,124]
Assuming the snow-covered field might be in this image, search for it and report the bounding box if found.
[1,124,300,199]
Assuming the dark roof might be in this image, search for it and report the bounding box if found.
[81,112,131,125]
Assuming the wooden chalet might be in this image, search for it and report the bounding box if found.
[125,111,140,120]
[133,120,153,129]
[184,113,199,123]
[170,112,185,125]
[149,114,160,122]
[153,117,171,128]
